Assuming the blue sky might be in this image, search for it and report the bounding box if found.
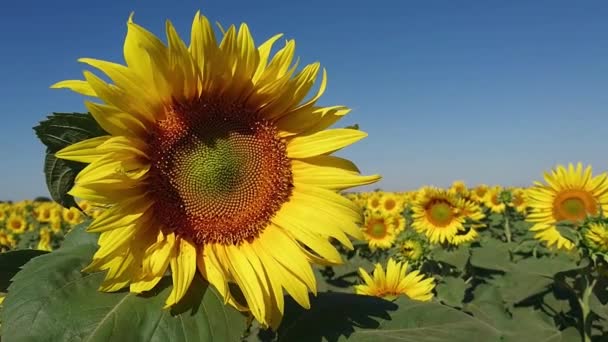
[1,0,607,200]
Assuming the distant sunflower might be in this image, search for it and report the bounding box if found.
[6,214,27,234]
[361,212,397,249]
[527,163,608,250]
[399,240,423,261]
[52,11,379,328]
[380,193,403,215]
[411,188,463,244]
[354,258,434,301]
[583,222,608,253]
[470,184,489,203]
[509,188,528,214]
[62,207,84,225]
[451,225,479,245]
[367,192,383,212]
[391,215,406,233]
[484,187,506,213]
[0,230,16,249]
[37,228,53,252]
[449,180,468,197]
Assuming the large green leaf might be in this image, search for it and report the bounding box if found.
[0,249,48,291]
[34,112,108,208]
[431,246,470,270]
[277,293,502,341]
[34,112,107,153]
[1,229,247,341]
[436,276,467,308]
[470,240,512,272]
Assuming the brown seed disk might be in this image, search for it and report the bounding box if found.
[147,97,293,246]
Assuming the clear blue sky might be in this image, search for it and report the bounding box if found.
[1,0,607,200]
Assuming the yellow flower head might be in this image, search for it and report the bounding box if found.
[6,214,27,234]
[583,222,608,253]
[361,211,397,250]
[366,192,383,212]
[37,228,53,252]
[399,240,423,261]
[379,192,403,216]
[449,180,468,197]
[509,188,528,214]
[355,258,435,301]
[62,207,84,225]
[470,184,489,203]
[0,230,16,248]
[51,11,380,328]
[411,187,465,244]
[484,186,506,213]
[527,163,608,251]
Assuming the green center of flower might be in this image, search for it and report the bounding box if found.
[427,202,453,227]
[370,222,387,238]
[149,99,293,245]
[554,189,597,222]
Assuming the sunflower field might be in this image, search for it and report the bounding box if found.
[1,9,607,342]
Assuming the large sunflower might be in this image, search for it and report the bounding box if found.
[527,163,608,250]
[52,12,379,328]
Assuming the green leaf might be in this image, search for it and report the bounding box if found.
[503,308,579,342]
[0,249,48,291]
[554,224,579,244]
[277,293,502,341]
[470,240,512,272]
[464,284,511,331]
[34,112,107,153]
[436,276,467,308]
[44,153,86,208]
[431,246,470,270]
[34,112,107,208]
[1,231,247,341]
[60,220,98,249]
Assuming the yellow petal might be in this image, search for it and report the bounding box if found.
[165,237,197,308]
[287,129,367,159]
[55,136,111,163]
[50,80,96,97]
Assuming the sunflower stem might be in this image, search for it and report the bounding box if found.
[504,213,512,243]
[578,277,597,342]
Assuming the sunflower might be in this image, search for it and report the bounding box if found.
[63,207,84,225]
[391,215,406,233]
[411,188,464,244]
[52,11,379,328]
[37,228,53,252]
[0,230,16,249]
[0,209,6,222]
[449,180,468,197]
[451,225,479,245]
[527,163,608,250]
[366,192,383,212]
[354,258,434,301]
[583,222,608,253]
[484,186,506,213]
[470,184,489,203]
[35,203,59,223]
[380,193,403,215]
[6,214,27,234]
[509,188,528,214]
[399,240,423,261]
[361,212,397,249]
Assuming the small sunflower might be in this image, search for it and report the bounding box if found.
[366,192,383,212]
[391,215,406,233]
[51,11,379,328]
[411,188,463,244]
[0,230,16,249]
[484,187,506,213]
[470,184,489,203]
[451,225,480,245]
[6,214,27,234]
[449,180,468,197]
[509,188,528,214]
[62,207,84,225]
[380,193,403,215]
[399,240,423,261]
[361,212,397,249]
[37,228,53,252]
[583,222,608,253]
[354,258,435,301]
[527,163,608,250]
[0,209,6,222]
